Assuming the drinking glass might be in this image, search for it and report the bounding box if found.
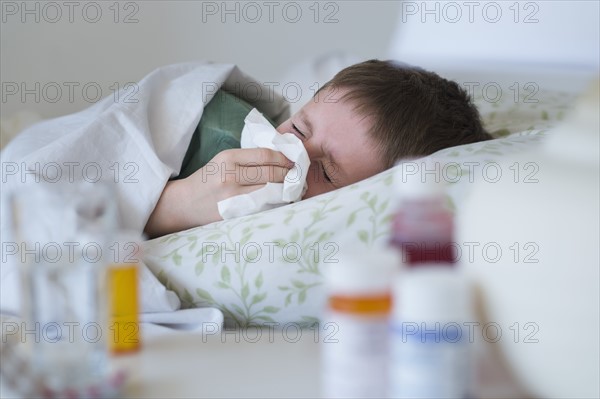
[9,181,117,396]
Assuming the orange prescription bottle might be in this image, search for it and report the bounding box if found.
[320,249,398,398]
[107,238,141,354]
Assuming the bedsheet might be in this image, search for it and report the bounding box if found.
[0,62,289,316]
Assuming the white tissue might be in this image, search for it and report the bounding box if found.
[217,109,310,219]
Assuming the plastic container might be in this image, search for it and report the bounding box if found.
[320,249,398,398]
[107,232,142,354]
[389,176,472,398]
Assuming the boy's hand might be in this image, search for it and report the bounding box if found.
[144,148,293,238]
[197,148,294,196]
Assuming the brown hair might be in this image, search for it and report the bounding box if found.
[319,60,492,168]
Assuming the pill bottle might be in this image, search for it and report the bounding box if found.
[107,232,142,354]
[389,175,472,398]
[320,249,398,398]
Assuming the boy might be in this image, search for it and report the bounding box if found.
[145,60,492,237]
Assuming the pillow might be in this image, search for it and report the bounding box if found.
[142,128,552,327]
[475,87,579,137]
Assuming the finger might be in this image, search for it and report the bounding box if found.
[237,165,290,186]
[219,148,294,168]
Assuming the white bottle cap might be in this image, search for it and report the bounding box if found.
[326,246,400,296]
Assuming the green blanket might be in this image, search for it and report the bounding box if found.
[176,90,275,179]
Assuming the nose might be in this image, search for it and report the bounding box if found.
[301,140,321,163]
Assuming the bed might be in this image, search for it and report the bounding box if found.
[1,2,598,398]
[4,62,597,398]
[1,61,591,323]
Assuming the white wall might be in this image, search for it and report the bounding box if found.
[388,0,600,69]
[0,1,401,119]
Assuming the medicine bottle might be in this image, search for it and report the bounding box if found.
[321,249,397,398]
[389,176,472,398]
[107,232,142,354]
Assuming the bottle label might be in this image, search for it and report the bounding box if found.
[389,321,470,398]
[321,311,389,398]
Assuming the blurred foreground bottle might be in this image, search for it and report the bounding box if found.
[389,175,472,398]
[107,231,142,354]
[457,82,599,397]
[321,250,397,398]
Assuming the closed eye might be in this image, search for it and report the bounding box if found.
[291,124,306,139]
[321,162,333,184]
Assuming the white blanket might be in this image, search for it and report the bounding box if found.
[0,62,290,316]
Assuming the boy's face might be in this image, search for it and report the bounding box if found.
[276,88,385,199]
